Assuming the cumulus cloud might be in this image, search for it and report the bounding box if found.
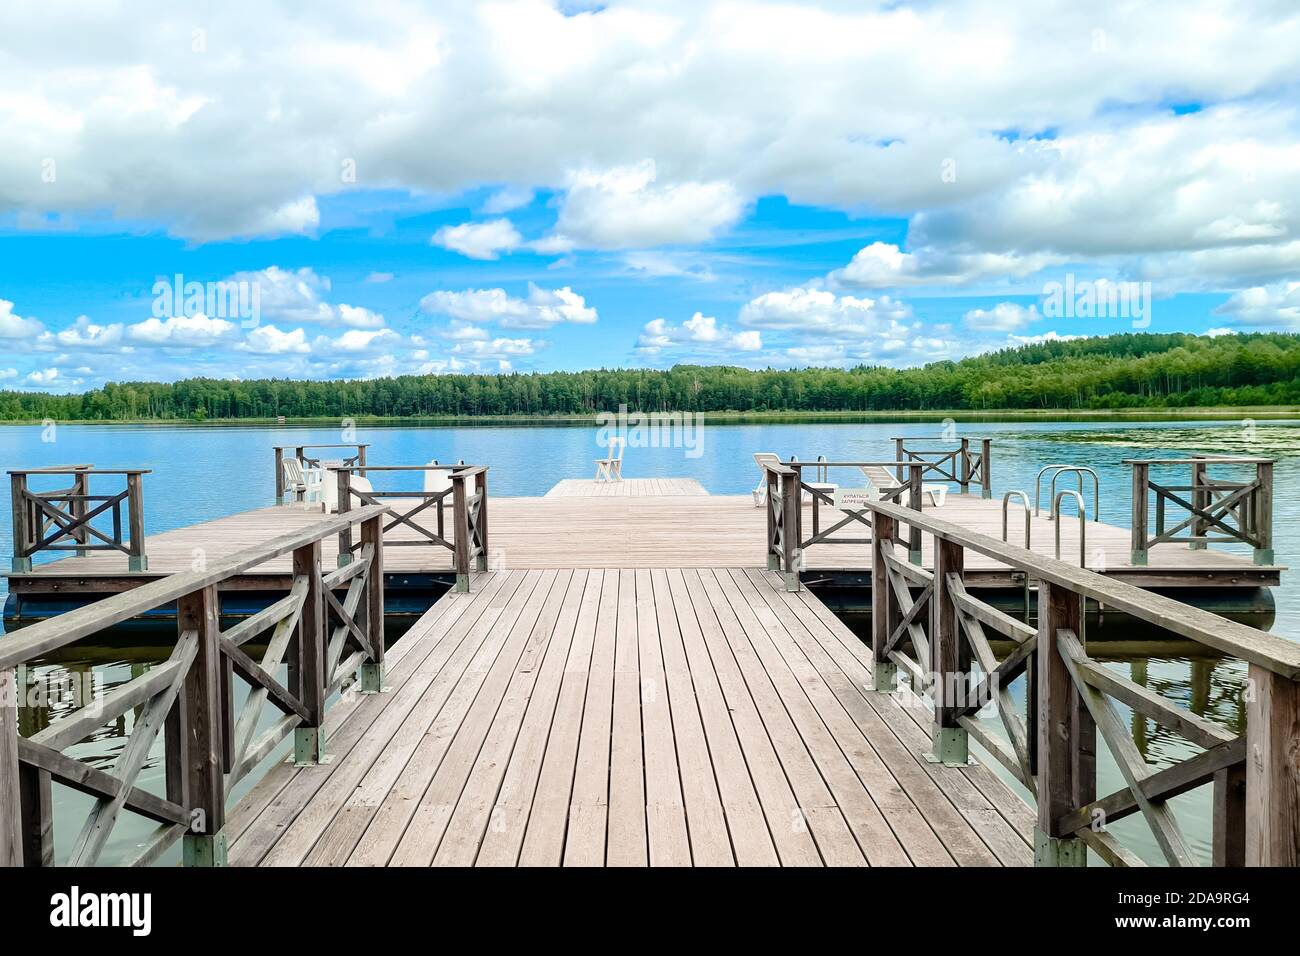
[0,300,44,339]
[227,267,386,328]
[241,324,311,354]
[38,316,125,350]
[432,218,524,259]
[739,287,912,335]
[420,284,597,328]
[128,314,240,346]
[1212,282,1300,327]
[552,161,745,250]
[833,242,1061,289]
[638,312,761,356]
[963,302,1040,332]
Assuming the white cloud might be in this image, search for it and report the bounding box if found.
[0,300,44,339]
[420,284,597,328]
[963,302,1040,332]
[241,324,311,354]
[552,160,745,250]
[0,368,17,380]
[227,267,386,328]
[739,287,912,335]
[481,185,534,215]
[834,242,1061,289]
[1212,282,1300,327]
[432,218,524,260]
[364,271,395,284]
[452,337,539,359]
[128,314,239,346]
[316,328,402,353]
[38,316,125,350]
[638,312,760,355]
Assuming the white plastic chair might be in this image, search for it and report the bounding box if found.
[595,438,625,481]
[860,464,947,507]
[752,452,781,506]
[281,458,322,505]
[423,460,452,496]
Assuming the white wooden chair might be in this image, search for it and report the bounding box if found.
[860,464,947,507]
[752,452,781,506]
[595,438,625,482]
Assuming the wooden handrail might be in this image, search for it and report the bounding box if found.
[0,504,388,671]
[863,493,1299,867]
[0,502,391,867]
[864,496,1300,677]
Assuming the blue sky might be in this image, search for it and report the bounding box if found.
[1,1,1298,392]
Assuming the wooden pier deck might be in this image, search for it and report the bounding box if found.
[5,480,1280,595]
[225,566,1033,866]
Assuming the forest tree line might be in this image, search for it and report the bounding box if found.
[1,332,1298,421]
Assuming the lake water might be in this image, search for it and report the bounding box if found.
[2,417,1297,865]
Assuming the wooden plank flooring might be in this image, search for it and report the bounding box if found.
[545,477,708,497]
[13,488,1277,584]
[227,567,1034,867]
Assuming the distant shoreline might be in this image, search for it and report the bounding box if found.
[1,405,1297,427]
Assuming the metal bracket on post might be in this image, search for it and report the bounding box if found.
[926,726,972,767]
[183,831,229,868]
[1033,828,1086,867]
[359,662,384,694]
[293,726,328,766]
[873,661,897,694]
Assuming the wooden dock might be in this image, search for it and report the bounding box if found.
[225,566,1032,866]
[5,482,1280,598]
[5,446,1297,869]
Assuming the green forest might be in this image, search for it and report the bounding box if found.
[2,332,1299,421]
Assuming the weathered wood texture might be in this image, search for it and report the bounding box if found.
[10,491,1278,586]
[227,567,1034,867]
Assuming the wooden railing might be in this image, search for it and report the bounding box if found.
[862,495,1300,867]
[764,459,932,589]
[273,443,369,504]
[895,436,992,498]
[1128,456,1274,566]
[333,464,489,592]
[0,504,389,867]
[9,466,150,573]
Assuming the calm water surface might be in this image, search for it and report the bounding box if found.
[2,418,1297,865]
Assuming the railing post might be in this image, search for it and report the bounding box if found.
[1190,460,1208,551]
[10,473,31,573]
[782,467,800,591]
[357,444,367,479]
[126,471,148,572]
[1213,761,1247,867]
[907,463,923,565]
[1034,581,1086,866]
[475,468,489,573]
[274,447,285,504]
[1253,460,1274,566]
[72,469,89,558]
[928,538,969,766]
[336,468,353,568]
[1130,462,1149,566]
[293,541,327,763]
[894,437,905,483]
[871,511,898,692]
[0,668,23,866]
[765,469,781,570]
[360,515,385,694]
[453,472,471,592]
[981,438,992,499]
[1245,666,1300,865]
[959,437,970,494]
[178,585,225,866]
